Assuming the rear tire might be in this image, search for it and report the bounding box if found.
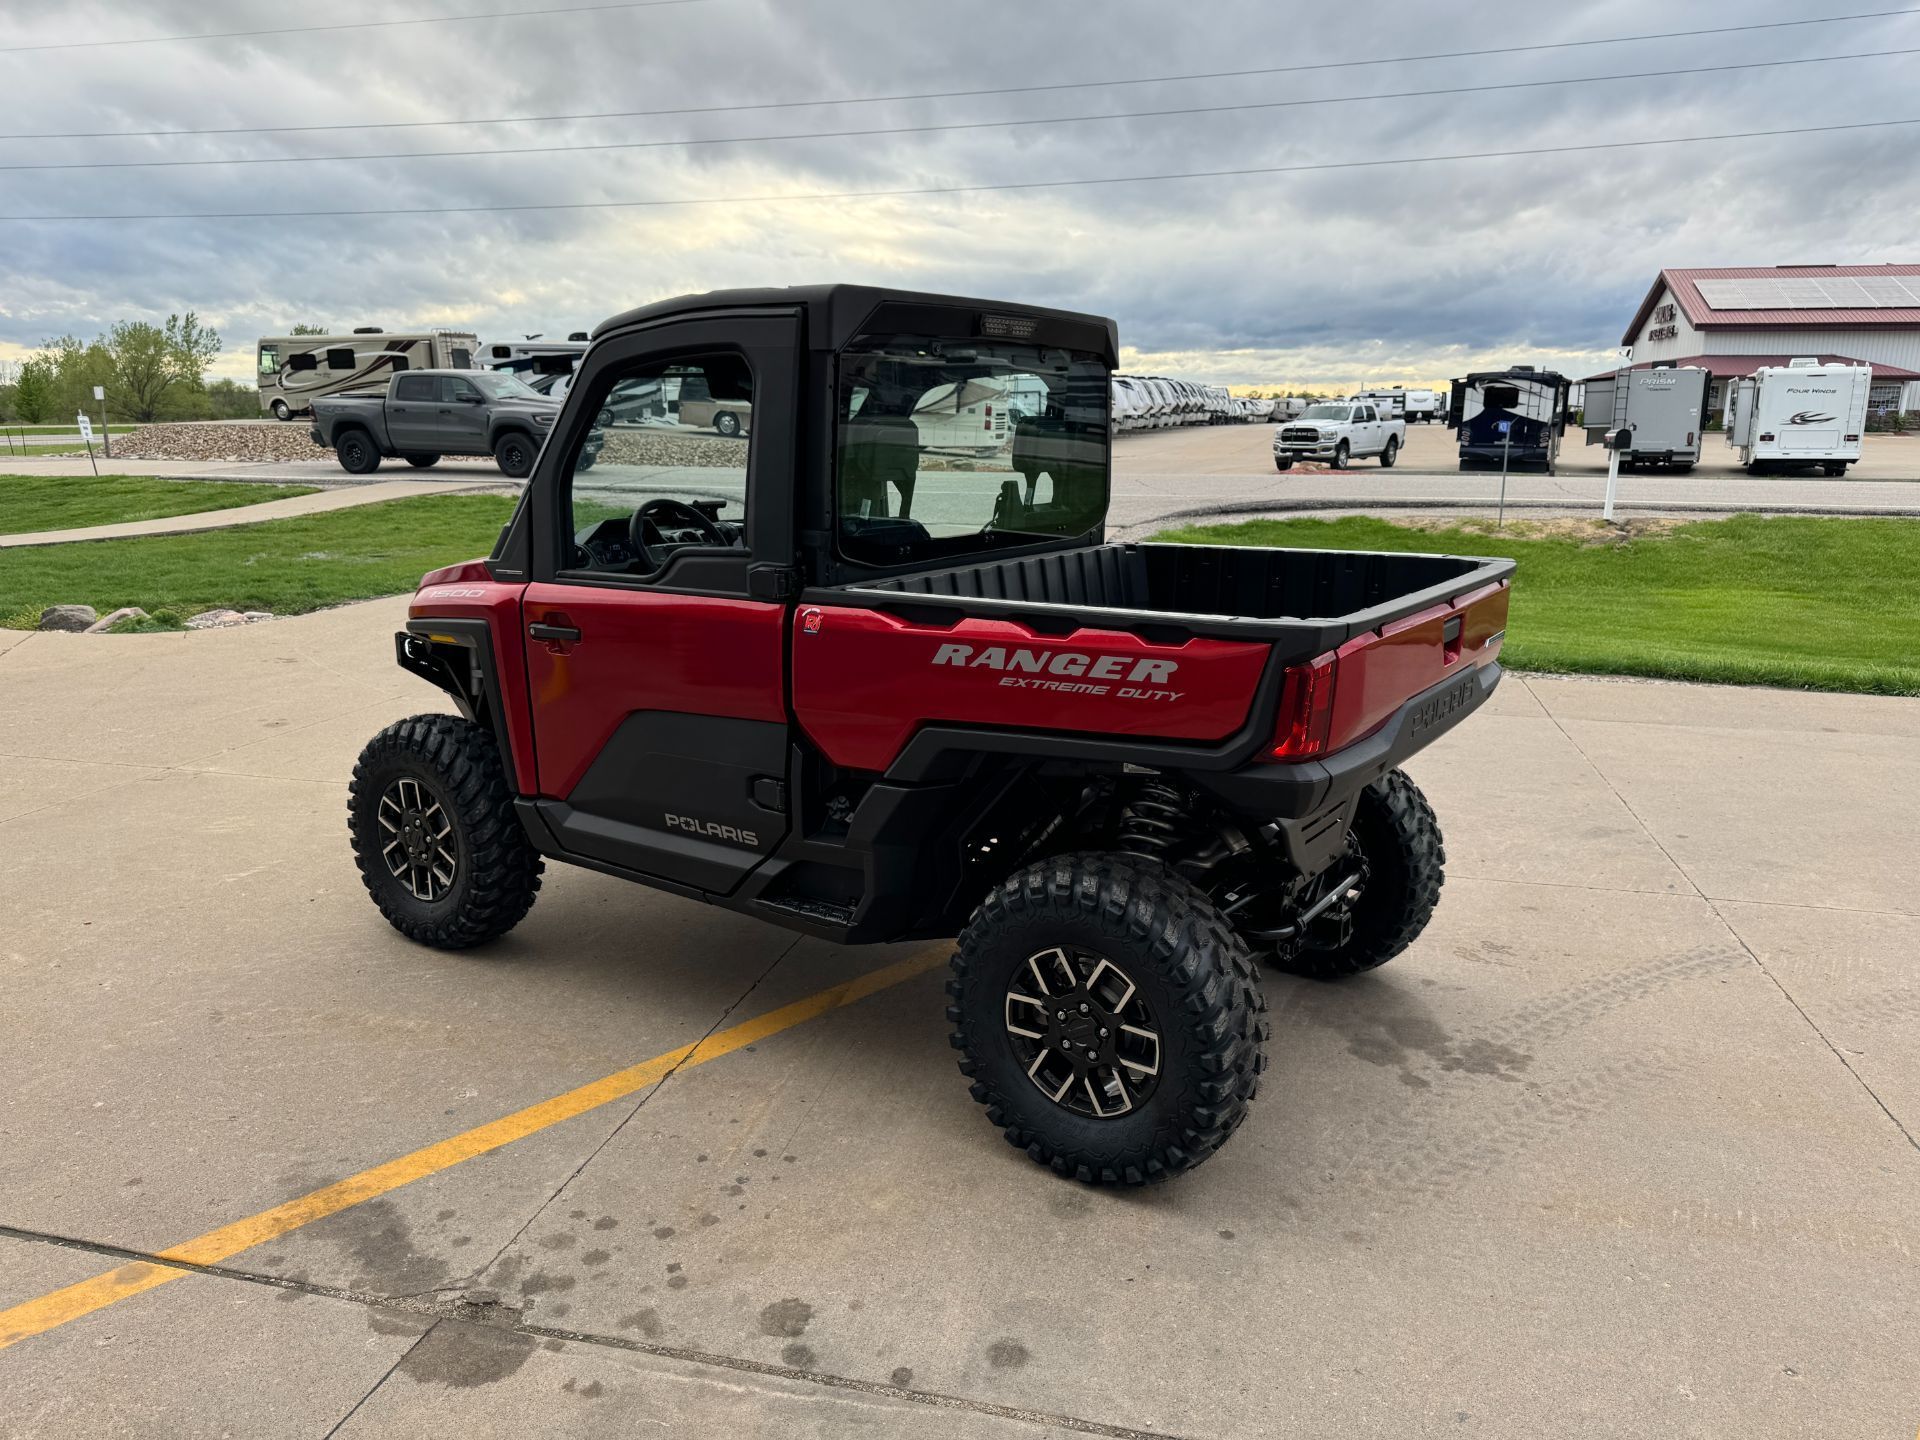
[1269,769,1445,980]
[349,715,542,950]
[493,430,537,479]
[948,853,1268,1186]
[1379,436,1399,468]
[714,411,742,438]
[403,453,441,469]
[1823,462,1847,477]
[334,427,382,475]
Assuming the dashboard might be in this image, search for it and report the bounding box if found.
[568,509,741,573]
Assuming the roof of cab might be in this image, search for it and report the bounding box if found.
[589,284,1118,362]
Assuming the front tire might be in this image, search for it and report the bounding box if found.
[1270,769,1444,980]
[349,715,542,950]
[1331,440,1350,470]
[271,399,293,422]
[1379,436,1399,468]
[948,853,1268,1186]
[493,430,537,479]
[1273,458,1293,472]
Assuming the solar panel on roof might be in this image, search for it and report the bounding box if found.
[1695,275,1920,310]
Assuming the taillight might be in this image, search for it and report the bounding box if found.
[1266,653,1337,761]
[984,403,993,432]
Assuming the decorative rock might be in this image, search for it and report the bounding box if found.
[83,606,149,634]
[241,611,274,623]
[38,604,99,632]
[185,608,247,630]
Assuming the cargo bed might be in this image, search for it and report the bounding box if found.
[822,541,1515,655]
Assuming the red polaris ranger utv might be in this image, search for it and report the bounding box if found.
[351,286,1512,1186]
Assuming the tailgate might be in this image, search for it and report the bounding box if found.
[1315,580,1510,756]
[791,608,1270,773]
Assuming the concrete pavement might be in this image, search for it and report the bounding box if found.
[1,602,1915,1436]
[0,479,504,549]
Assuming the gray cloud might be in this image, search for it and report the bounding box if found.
[2,0,1916,389]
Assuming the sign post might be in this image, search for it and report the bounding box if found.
[93,385,111,458]
[1496,419,1512,529]
[1604,447,1621,521]
[76,413,99,476]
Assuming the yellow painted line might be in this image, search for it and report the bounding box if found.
[0,951,943,1351]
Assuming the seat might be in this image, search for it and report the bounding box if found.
[840,414,920,519]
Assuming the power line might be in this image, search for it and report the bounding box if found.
[3,4,1915,136]
[0,0,705,54]
[0,48,1908,173]
[6,117,1915,222]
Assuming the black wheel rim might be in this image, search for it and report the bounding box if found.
[504,443,526,471]
[343,438,365,466]
[378,776,457,903]
[1003,947,1161,1118]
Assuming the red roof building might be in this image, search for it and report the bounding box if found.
[1596,265,1920,411]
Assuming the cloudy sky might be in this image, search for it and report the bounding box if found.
[2,0,1917,391]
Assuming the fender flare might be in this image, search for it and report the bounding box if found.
[396,618,522,793]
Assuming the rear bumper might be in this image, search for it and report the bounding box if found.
[1189,660,1501,821]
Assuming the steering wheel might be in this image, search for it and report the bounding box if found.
[629,497,727,575]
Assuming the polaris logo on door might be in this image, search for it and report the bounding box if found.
[665,813,760,848]
[932,642,1183,702]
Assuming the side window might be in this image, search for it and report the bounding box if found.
[394,375,436,402]
[258,346,279,376]
[561,353,752,577]
[442,378,480,404]
[325,348,356,371]
[1362,405,1377,422]
[449,347,472,371]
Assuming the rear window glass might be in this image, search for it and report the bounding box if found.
[834,334,1110,567]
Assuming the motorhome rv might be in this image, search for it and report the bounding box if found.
[256,329,480,420]
[1724,358,1870,475]
[1447,366,1572,472]
[1582,366,1712,470]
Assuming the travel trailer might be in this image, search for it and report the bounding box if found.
[1724,358,1871,475]
[1447,367,1572,472]
[478,336,589,376]
[257,330,480,420]
[1582,366,1712,470]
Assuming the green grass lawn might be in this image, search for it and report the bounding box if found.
[1,493,514,629]
[0,474,318,535]
[1152,515,1920,696]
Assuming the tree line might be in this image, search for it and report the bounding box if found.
[0,313,254,425]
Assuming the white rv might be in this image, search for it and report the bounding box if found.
[1724,359,1871,475]
[478,336,589,375]
[1583,366,1712,471]
[256,329,480,420]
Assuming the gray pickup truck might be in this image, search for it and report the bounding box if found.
[310,369,601,478]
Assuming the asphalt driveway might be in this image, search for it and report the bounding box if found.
[1,603,1915,1438]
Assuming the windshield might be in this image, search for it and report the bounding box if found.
[835,334,1110,567]
[1301,404,1352,420]
[480,374,543,401]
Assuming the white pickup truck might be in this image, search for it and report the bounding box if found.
[1272,400,1406,471]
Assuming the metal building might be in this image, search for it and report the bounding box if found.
[1590,264,1920,417]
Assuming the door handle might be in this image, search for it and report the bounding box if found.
[528,622,581,643]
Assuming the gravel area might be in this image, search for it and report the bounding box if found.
[597,429,749,468]
[107,421,324,464]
